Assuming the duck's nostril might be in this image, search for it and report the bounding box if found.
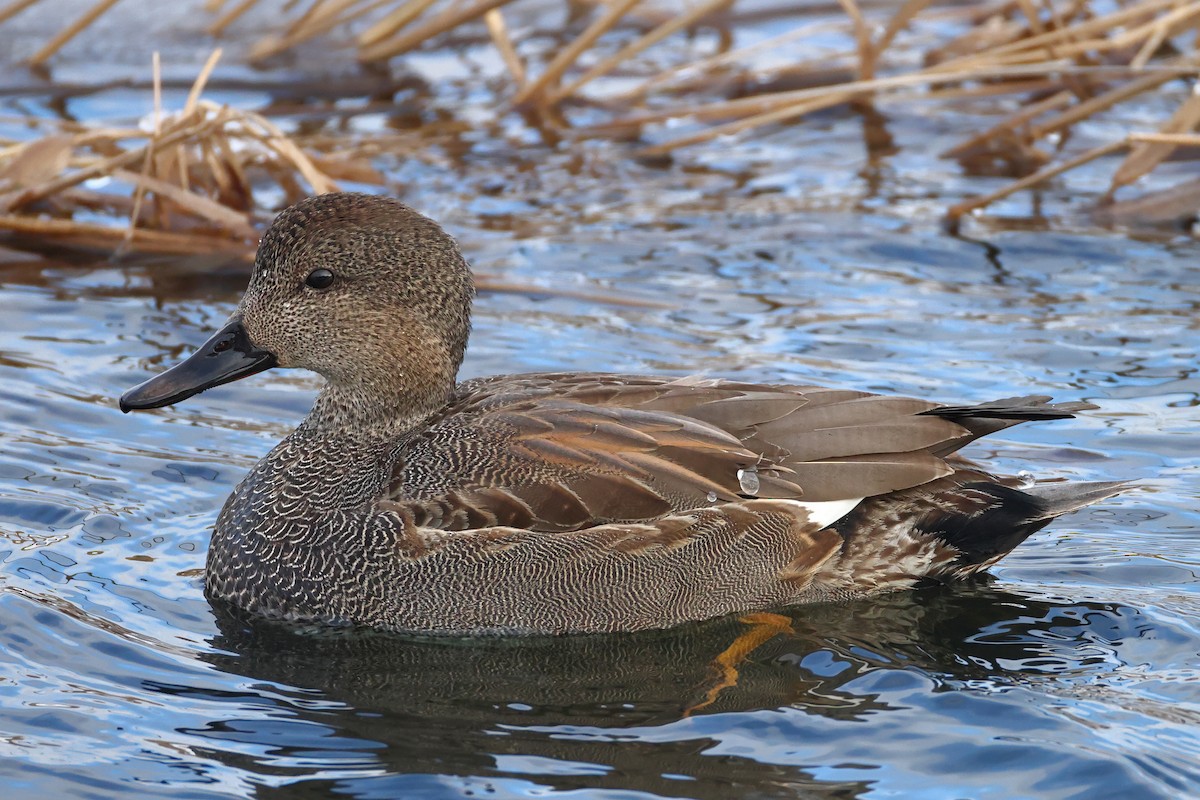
[212,335,233,354]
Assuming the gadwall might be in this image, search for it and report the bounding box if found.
[120,192,1123,634]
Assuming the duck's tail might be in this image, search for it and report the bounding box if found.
[926,479,1129,579]
[1022,479,1130,519]
[820,476,1129,596]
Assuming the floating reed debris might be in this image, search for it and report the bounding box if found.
[5,0,1200,224]
[0,50,383,256]
[0,50,665,306]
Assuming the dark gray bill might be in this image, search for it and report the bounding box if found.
[119,317,277,412]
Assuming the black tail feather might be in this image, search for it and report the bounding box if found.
[923,395,1096,422]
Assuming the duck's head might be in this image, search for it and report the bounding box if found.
[120,193,475,426]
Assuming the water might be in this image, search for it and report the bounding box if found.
[2,219,1197,799]
[1,3,1199,796]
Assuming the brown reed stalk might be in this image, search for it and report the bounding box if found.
[252,0,391,61]
[0,0,40,25]
[867,0,935,78]
[359,0,514,61]
[113,168,257,236]
[946,139,1129,224]
[837,0,874,80]
[617,16,855,103]
[942,91,1074,159]
[548,0,731,104]
[208,0,262,36]
[1109,88,1200,195]
[484,8,525,88]
[512,0,642,106]
[358,0,437,46]
[0,121,218,212]
[28,0,122,66]
[610,61,1193,145]
[125,50,162,247]
[0,214,255,255]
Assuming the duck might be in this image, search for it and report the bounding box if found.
[120,192,1123,635]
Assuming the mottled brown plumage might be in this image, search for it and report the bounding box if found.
[119,192,1124,634]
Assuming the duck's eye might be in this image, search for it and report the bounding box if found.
[305,268,335,290]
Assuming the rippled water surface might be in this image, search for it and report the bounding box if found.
[2,4,1200,796]
[2,219,1198,799]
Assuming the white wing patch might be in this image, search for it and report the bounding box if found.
[775,498,862,529]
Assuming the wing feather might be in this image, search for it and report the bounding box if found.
[388,375,1067,533]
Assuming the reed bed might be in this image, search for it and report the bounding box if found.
[3,0,1200,231]
[0,50,385,256]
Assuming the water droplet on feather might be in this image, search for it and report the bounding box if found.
[706,491,718,503]
[737,467,760,496]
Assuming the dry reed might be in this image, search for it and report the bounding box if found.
[3,0,1200,225]
[0,49,381,256]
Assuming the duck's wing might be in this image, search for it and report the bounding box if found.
[388,373,1082,533]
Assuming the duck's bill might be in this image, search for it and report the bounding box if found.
[119,317,277,412]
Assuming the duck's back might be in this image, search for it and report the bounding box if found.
[390,372,977,529]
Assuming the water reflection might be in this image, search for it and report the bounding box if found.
[164,584,1177,798]
[0,253,252,303]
